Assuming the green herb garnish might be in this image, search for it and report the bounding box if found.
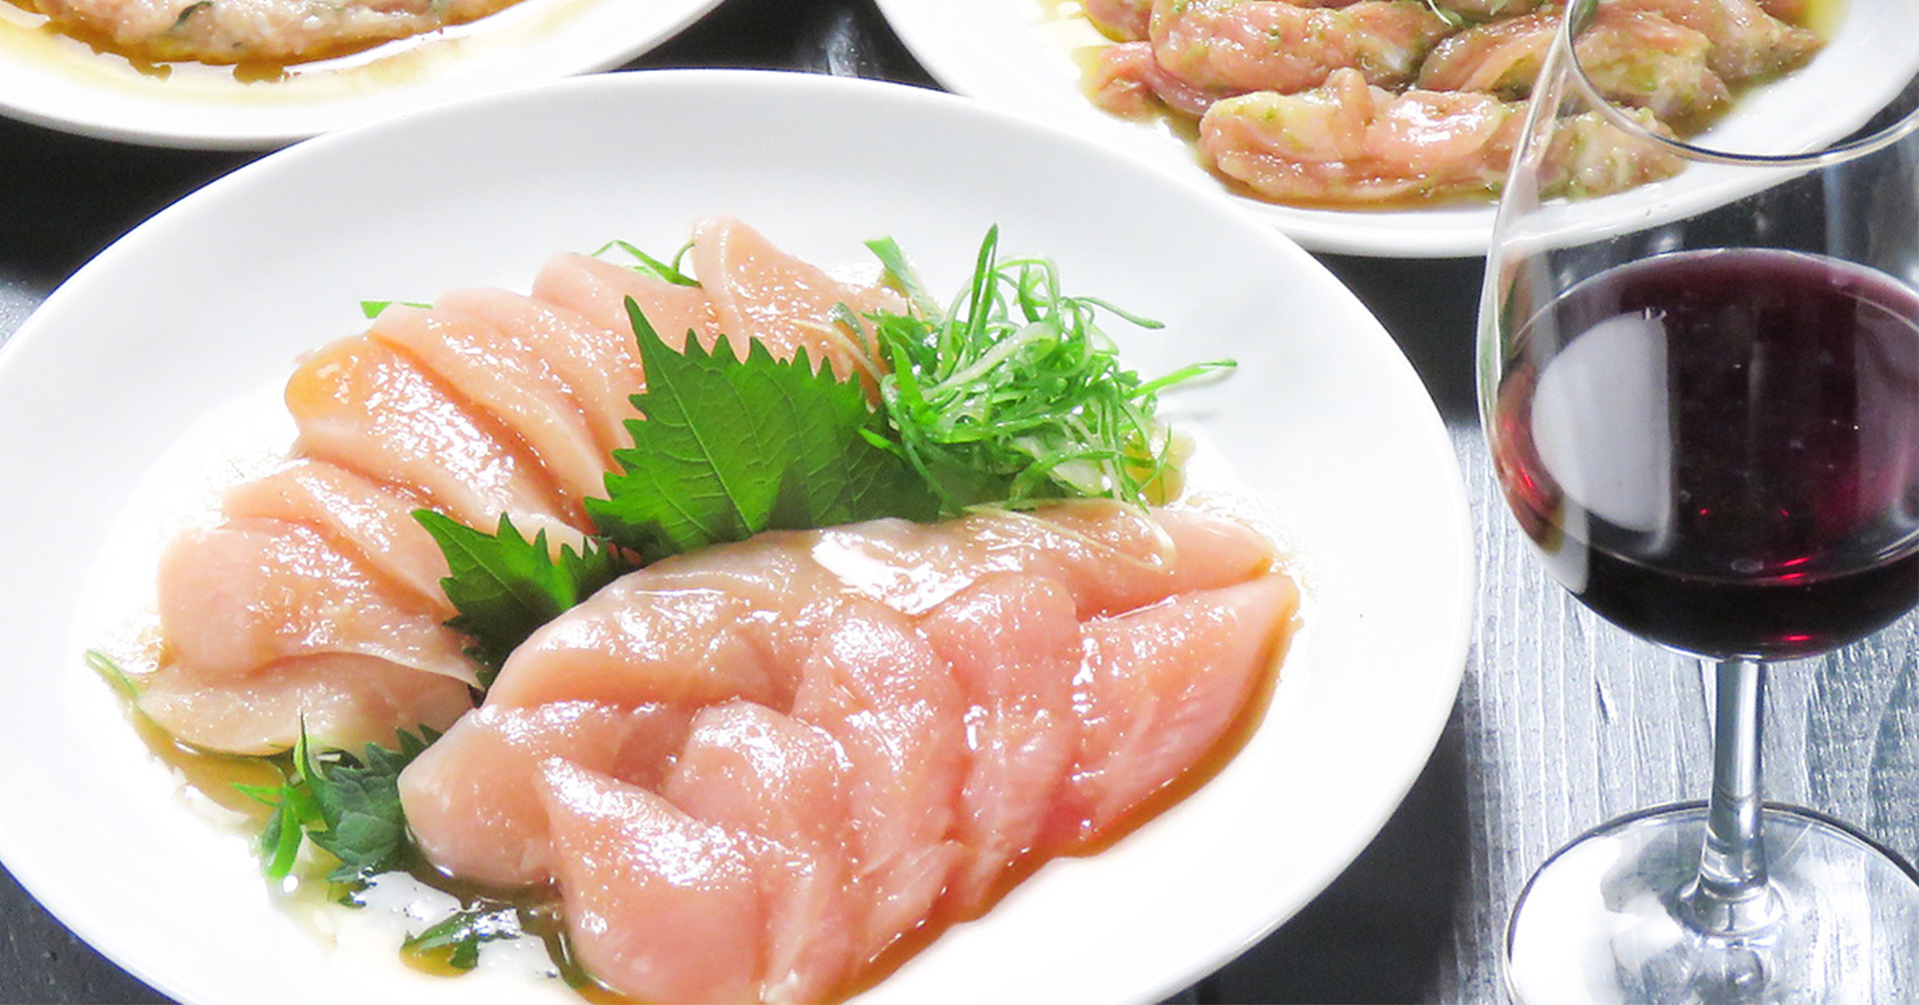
[864,227,1230,512]
[238,725,438,889]
[584,302,940,562]
[594,238,700,287]
[413,512,625,680]
[403,901,526,971]
[359,300,430,319]
[85,649,139,698]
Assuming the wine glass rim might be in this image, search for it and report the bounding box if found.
[1559,0,1919,167]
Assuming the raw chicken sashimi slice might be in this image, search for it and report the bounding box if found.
[432,287,646,460]
[220,459,451,615]
[487,504,1271,715]
[367,304,609,509]
[284,335,583,546]
[156,517,477,687]
[1057,572,1300,846]
[528,251,722,358]
[483,579,831,713]
[538,760,768,1005]
[790,598,967,964]
[918,572,1081,918]
[689,217,904,390]
[663,701,860,1003]
[808,502,1277,617]
[136,652,473,756]
[398,701,692,889]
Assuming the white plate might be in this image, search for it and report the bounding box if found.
[0,0,725,148]
[0,69,1474,1005]
[872,0,1882,258]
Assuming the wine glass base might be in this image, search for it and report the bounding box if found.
[1504,801,1919,1004]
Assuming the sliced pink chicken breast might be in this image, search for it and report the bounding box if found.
[367,304,609,510]
[431,287,645,461]
[789,598,968,964]
[284,335,583,548]
[918,572,1082,918]
[1057,572,1300,845]
[398,701,692,889]
[136,651,474,757]
[662,701,861,1003]
[219,459,451,615]
[528,251,722,357]
[538,760,769,1005]
[689,217,903,390]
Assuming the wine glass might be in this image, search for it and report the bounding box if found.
[1478,0,1919,1001]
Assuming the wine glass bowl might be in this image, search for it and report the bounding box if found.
[1478,0,1919,1000]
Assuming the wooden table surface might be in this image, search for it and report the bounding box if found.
[2,0,1914,1002]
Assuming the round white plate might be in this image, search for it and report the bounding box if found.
[0,0,725,148]
[872,0,1881,258]
[0,69,1474,1005]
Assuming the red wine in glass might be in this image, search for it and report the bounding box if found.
[1493,248,1919,661]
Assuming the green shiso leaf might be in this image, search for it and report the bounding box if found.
[585,301,940,562]
[412,511,626,680]
[240,725,440,889]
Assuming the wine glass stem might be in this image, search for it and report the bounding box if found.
[1682,659,1781,934]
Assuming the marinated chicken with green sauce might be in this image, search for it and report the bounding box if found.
[17,0,525,65]
[1085,0,1827,206]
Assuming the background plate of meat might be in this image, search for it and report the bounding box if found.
[874,0,1893,257]
[0,0,727,148]
[0,69,1473,1004]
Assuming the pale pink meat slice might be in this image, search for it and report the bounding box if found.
[136,652,474,756]
[1613,0,1820,82]
[284,335,583,546]
[1431,0,1544,18]
[398,701,692,889]
[33,0,519,65]
[433,287,646,460]
[807,502,1277,617]
[1419,7,1729,123]
[412,503,1294,1001]
[918,572,1081,918]
[1087,41,1236,119]
[789,598,967,964]
[1149,0,1454,94]
[367,304,609,510]
[489,503,1271,713]
[1056,572,1300,846]
[662,702,860,1003]
[1200,68,1684,204]
[1086,0,1152,39]
[538,761,768,1005]
[528,252,722,358]
[483,540,852,713]
[220,459,451,616]
[155,517,476,687]
[689,217,904,389]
